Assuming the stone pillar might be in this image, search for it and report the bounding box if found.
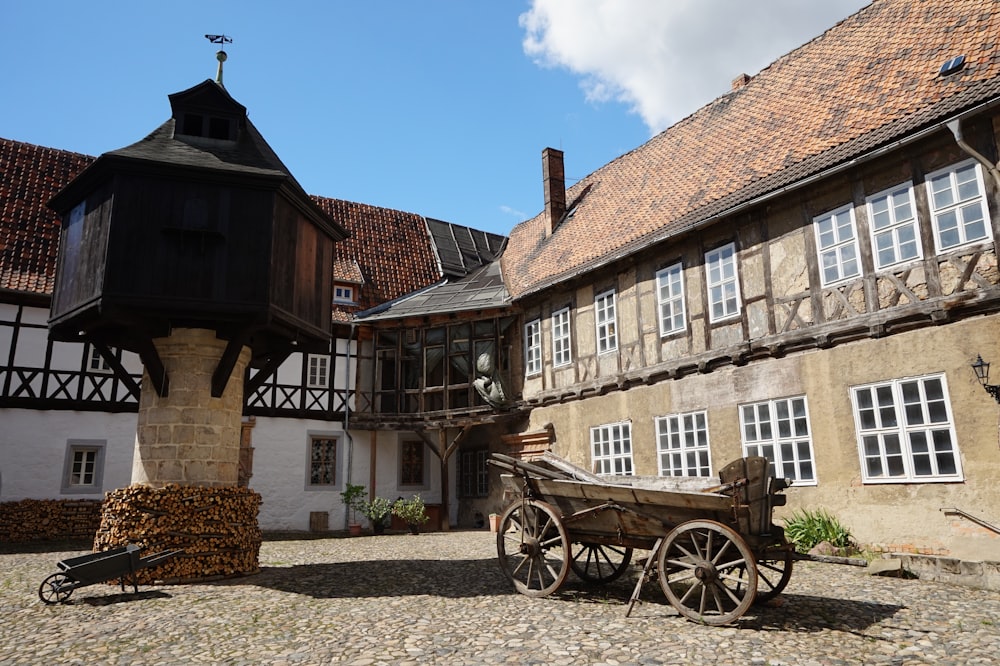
[99,328,261,582]
[132,328,250,487]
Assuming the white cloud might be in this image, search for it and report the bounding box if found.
[521,0,870,134]
[499,204,529,221]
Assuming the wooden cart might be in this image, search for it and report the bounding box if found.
[489,452,793,625]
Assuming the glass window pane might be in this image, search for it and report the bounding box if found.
[931,175,954,209]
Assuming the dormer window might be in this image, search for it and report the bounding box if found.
[179,113,235,140]
[334,285,356,304]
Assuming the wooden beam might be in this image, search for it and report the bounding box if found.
[134,337,168,397]
[93,343,141,401]
[369,430,378,503]
[415,425,474,532]
[245,348,293,396]
[438,427,451,532]
[211,334,250,398]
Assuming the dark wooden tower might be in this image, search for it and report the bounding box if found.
[48,80,347,397]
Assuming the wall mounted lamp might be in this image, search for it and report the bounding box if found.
[971,354,1000,403]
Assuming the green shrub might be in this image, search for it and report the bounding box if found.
[783,508,853,552]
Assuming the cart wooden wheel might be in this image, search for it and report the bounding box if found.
[657,520,757,625]
[38,573,74,605]
[570,542,633,584]
[497,498,570,597]
[753,544,793,604]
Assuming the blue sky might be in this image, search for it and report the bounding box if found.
[1,1,867,237]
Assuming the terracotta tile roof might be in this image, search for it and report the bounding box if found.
[0,138,92,295]
[501,0,1000,299]
[332,258,365,284]
[312,196,443,312]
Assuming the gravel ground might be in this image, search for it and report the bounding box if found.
[2,530,998,665]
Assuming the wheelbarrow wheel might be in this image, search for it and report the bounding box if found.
[570,542,633,584]
[496,498,570,597]
[657,520,757,625]
[753,543,793,604]
[38,573,74,605]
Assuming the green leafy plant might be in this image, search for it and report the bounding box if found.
[340,483,367,525]
[783,508,853,552]
[392,494,429,527]
[361,496,393,529]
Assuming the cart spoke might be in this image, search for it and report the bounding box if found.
[716,578,746,606]
[574,544,632,584]
[710,538,733,565]
[709,582,725,614]
[510,553,531,577]
[715,556,748,571]
[753,544,793,604]
[664,557,697,570]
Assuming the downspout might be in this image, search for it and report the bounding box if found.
[945,119,1000,190]
[343,323,357,530]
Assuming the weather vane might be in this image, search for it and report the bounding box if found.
[204,34,233,86]
[205,34,233,51]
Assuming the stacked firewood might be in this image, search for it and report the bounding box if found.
[94,484,262,583]
[0,499,102,542]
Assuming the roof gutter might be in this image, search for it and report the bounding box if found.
[516,94,1000,300]
[946,118,1000,189]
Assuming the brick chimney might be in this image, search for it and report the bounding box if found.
[731,73,753,90]
[542,147,566,237]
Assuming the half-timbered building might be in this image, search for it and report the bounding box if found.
[3,0,999,564]
[498,0,1000,562]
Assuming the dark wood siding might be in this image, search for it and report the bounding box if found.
[50,184,113,322]
[104,174,272,311]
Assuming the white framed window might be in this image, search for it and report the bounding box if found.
[814,205,860,286]
[655,411,710,477]
[61,440,105,493]
[307,354,329,388]
[307,434,341,488]
[656,262,686,336]
[705,243,740,321]
[591,421,633,475]
[334,285,355,304]
[927,160,991,252]
[524,318,542,376]
[867,183,921,269]
[88,346,111,373]
[740,396,816,484]
[595,289,617,353]
[552,307,572,367]
[851,374,962,483]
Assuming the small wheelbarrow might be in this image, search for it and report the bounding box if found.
[38,544,182,604]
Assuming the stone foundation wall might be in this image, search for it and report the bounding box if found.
[0,499,103,542]
[95,484,262,583]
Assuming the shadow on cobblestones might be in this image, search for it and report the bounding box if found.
[743,593,903,632]
[216,557,513,598]
[74,589,174,606]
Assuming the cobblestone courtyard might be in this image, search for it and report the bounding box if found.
[2,530,998,665]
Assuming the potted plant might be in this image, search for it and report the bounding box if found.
[392,494,429,534]
[340,483,367,536]
[361,496,393,534]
